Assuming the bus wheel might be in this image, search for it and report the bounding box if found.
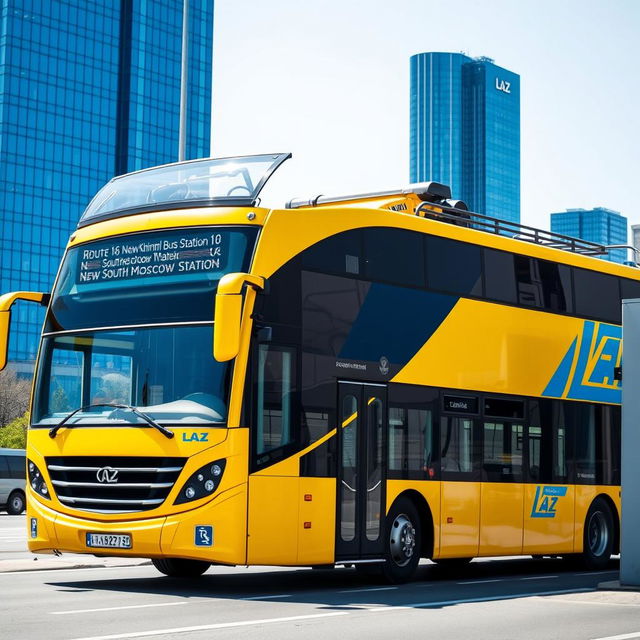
[152,558,211,578]
[7,490,25,515]
[381,497,421,583]
[582,498,614,570]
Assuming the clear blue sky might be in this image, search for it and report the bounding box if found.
[212,0,640,231]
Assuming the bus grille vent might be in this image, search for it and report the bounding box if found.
[45,456,187,513]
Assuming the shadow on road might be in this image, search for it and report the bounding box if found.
[46,556,619,611]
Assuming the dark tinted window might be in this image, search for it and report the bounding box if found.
[364,228,425,287]
[484,249,516,304]
[302,230,362,276]
[426,236,482,296]
[7,456,25,479]
[440,416,477,479]
[0,457,9,480]
[484,397,524,419]
[574,268,621,323]
[621,278,640,302]
[483,421,523,482]
[514,257,573,313]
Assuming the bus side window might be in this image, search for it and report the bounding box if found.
[256,344,296,455]
[440,416,474,476]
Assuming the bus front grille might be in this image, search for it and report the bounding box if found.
[45,456,187,513]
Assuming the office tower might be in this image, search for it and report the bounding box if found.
[632,224,640,260]
[410,52,520,223]
[0,1,214,370]
[550,208,628,264]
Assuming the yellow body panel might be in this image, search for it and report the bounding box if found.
[479,483,524,556]
[438,481,480,558]
[297,478,336,565]
[393,299,581,396]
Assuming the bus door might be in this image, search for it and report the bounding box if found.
[335,381,387,560]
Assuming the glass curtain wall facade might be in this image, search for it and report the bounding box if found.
[0,0,214,369]
[550,208,628,264]
[410,52,520,223]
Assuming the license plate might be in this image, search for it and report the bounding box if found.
[86,533,131,549]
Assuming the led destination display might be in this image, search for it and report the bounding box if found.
[77,229,229,284]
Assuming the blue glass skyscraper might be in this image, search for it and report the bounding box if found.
[410,52,520,223]
[550,208,628,264]
[0,1,214,370]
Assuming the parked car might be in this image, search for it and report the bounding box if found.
[0,448,26,514]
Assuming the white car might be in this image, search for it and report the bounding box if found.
[0,448,26,514]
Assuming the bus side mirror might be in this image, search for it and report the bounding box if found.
[0,291,50,371]
[213,274,264,362]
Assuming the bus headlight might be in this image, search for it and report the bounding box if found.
[28,459,51,500]
[175,459,226,505]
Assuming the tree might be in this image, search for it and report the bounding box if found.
[0,411,28,448]
[0,368,31,427]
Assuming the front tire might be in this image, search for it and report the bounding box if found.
[381,497,421,583]
[152,558,210,578]
[7,490,25,515]
[581,498,614,570]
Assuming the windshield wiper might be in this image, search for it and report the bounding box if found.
[49,403,174,439]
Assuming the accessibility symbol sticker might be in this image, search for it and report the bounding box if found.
[195,525,213,546]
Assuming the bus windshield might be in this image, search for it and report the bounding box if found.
[32,325,228,426]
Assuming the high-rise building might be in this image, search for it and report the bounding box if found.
[550,208,628,264]
[0,1,214,371]
[410,52,520,223]
[631,224,640,260]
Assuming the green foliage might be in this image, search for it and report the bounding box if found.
[51,385,70,413]
[0,411,29,449]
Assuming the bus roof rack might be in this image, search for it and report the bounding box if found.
[420,204,609,257]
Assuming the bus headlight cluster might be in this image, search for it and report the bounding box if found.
[174,459,226,505]
[28,459,51,500]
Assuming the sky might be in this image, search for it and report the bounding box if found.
[212,0,640,233]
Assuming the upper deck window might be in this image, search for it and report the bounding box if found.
[79,153,291,227]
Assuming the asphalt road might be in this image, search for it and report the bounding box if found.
[1,514,638,640]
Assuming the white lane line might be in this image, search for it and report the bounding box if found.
[242,594,292,600]
[70,612,350,640]
[520,575,559,580]
[69,587,595,640]
[51,602,186,615]
[457,579,504,585]
[338,586,397,593]
[582,571,619,576]
[590,633,640,640]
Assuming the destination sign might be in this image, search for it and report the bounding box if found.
[443,395,479,414]
[77,229,229,285]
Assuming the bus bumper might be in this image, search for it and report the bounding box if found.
[26,484,247,565]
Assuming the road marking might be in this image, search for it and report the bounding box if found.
[581,571,619,576]
[338,586,397,593]
[243,594,292,600]
[51,602,186,615]
[70,612,350,640]
[520,575,559,580]
[590,633,640,640]
[457,579,504,585]
[69,587,595,640]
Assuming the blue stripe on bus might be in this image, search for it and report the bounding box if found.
[338,283,458,365]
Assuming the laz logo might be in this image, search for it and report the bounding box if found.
[495,78,511,93]
[182,432,209,442]
[531,486,567,518]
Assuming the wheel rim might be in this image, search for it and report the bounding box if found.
[389,513,416,567]
[11,495,23,512]
[587,510,609,557]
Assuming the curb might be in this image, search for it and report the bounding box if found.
[598,580,640,592]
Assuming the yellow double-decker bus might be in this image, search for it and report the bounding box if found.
[1,153,631,582]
